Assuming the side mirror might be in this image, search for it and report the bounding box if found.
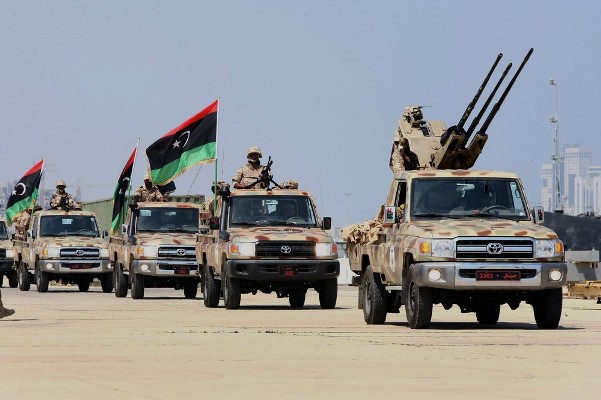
[121,224,128,234]
[382,206,396,227]
[103,230,109,238]
[11,233,15,240]
[533,206,544,225]
[321,217,332,230]
[209,217,220,231]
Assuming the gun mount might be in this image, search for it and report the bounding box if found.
[243,156,282,190]
[389,48,533,172]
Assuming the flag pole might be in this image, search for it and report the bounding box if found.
[123,139,140,226]
[213,97,220,212]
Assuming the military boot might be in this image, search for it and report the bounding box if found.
[0,292,15,319]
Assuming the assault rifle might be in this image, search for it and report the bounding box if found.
[244,156,282,189]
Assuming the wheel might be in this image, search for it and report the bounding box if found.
[8,270,18,288]
[476,302,501,325]
[77,279,90,292]
[288,289,306,308]
[203,264,220,308]
[318,278,338,309]
[223,272,241,310]
[18,261,30,291]
[36,266,49,292]
[533,288,562,329]
[114,263,128,298]
[100,273,113,293]
[404,266,433,329]
[362,265,387,324]
[184,282,198,299]
[130,269,145,299]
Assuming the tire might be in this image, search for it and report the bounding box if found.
[8,270,18,288]
[36,266,49,293]
[223,272,241,310]
[0,275,3,287]
[114,263,128,298]
[362,265,387,324]
[184,282,198,299]
[203,264,220,308]
[289,289,306,308]
[18,262,30,292]
[405,267,433,329]
[319,278,338,309]
[77,279,90,292]
[100,273,113,293]
[533,288,562,329]
[476,302,501,325]
[130,269,145,299]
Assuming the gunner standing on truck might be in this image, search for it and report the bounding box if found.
[232,147,269,189]
[50,180,74,210]
[134,172,164,202]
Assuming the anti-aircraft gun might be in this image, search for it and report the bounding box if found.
[389,48,533,171]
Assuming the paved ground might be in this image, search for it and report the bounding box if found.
[1,284,600,400]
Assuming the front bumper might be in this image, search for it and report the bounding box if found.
[409,261,567,290]
[131,259,198,277]
[37,259,113,274]
[225,259,339,282]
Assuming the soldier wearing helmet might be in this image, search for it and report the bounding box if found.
[50,179,75,210]
[134,172,164,202]
[232,146,268,189]
[202,181,228,215]
[390,137,420,174]
[403,105,423,124]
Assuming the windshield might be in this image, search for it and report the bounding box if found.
[0,222,7,240]
[410,178,529,220]
[229,196,318,227]
[137,207,199,233]
[40,215,100,237]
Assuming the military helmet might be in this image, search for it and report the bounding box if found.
[56,179,66,188]
[247,146,262,158]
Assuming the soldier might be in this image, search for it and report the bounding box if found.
[202,181,227,216]
[0,290,15,319]
[281,180,299,189]
[14,208,33,240]
[390,137,420,173]
[232,147,268,189]
[50,179,75,210]
[134,172,164,202]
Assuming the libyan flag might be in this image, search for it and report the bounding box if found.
[146,99,218,186]
[5,159,44,225]
[111,146,137,234]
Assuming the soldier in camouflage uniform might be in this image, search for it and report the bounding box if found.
[0,290,15,319]
[50,179,75,210]
[134,172,164,202]
[232,147,268,189]
[202,181,228,216]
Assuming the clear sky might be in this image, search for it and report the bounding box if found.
[2,0,600,229]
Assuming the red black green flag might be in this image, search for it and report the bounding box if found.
[146,99,218,186]
[5,159,44,225]
[111,146,137,234]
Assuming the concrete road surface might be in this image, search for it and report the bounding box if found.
[1,285,600,400]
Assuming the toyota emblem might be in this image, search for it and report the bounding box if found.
[75,250,85,256]
[486,243,503,255]
[176,248,186,256]
[280,245,292,254]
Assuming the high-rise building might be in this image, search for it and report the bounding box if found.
[541,163,553,211]
[563,145,592,212]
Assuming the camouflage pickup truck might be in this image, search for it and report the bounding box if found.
[12,210,112,292]
[109,201,201,299]
[0,217,18,288]
[196,186,339,309]
[344,170,567,329]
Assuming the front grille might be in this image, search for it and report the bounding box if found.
[255,241,316,258]
[459,269,538,279]
[157,246,195,259]
[456,239,533,259]
[60,248,100,258]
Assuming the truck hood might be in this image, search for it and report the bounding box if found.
[408,218,559,240]
[229,226,333,243]
[136,232,197,246]
[40,237,109,248]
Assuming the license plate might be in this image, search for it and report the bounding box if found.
[70,264,93,270]
[279,265,298,277]
[476,270,521,281]
[175,267,189,275]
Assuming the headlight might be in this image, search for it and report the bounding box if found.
[535,239,563,258]
[136,245,158,257]
[5,249,13,258]
[315,242,337,257]
[99,248,109,258]
[42,247,61,258]
[418,239,454,257]
[229,241,256,256]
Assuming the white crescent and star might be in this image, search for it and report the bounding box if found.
[172,130,190,149]
[12,183,26,196]
[118,177,130,195]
